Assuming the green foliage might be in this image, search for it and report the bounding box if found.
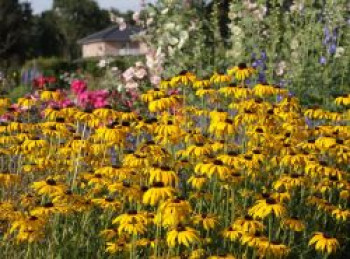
[7,85,31,101]
[226,0,350,107]
[52,0,112,59]
[30,11,65,58]
[23,57,77,76]
[0,0,33,67]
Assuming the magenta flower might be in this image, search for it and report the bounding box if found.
[71,80,87,95]
[77,89,109,109]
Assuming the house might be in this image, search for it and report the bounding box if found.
[77,26,147,58]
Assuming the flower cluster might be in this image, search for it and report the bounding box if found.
[0,62,349,258]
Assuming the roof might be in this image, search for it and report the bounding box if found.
[77,26,143,45]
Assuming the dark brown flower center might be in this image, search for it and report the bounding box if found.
[213,160,224,166]
[43,202,54,208]
[238,63,247,69]
[336,139,344,145]
[46,179,57,186]
[244,215,253,220]
[153,181,165,188]
[266,198,277,204]
[128,210,137,215]
[29,216,38,221]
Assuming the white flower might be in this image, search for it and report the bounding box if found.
[290,1,304,13]
[119,21,127,31]
[161,8,169,15]
[146,18,154,26]
[290,38,299,50]
[125,80,139,90]
[122,67,135,81]
[117,84,124,92]
[98,59,107,68]
[164,22,176,31]
[135,61,144,67]
[231,26,243,36]
[134,68,147,79]
[178,31,189,49]
[335,47,345,58]
[132,12,140,23]
[276,61,287,76]
[150,75,161,86]
[168,36,179,46]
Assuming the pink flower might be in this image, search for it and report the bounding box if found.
[71,80,87,95]
[77,89,109,109]
[77,91,90,107]
[123,67,135,81]
[134,68,147,79]
[168,89,180,95]
[59,99,74,108]
[125,80,139,90]
[135,61,144,67]
[150,75,161,86]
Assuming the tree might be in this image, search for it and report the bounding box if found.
[30,11,65,57]
[53,0,112,60]
[0,0,33,67]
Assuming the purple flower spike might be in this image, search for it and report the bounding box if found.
[328,44,336,55]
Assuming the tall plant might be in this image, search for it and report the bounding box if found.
[226,0,350,107]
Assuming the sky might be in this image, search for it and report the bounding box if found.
[21,0,155,14]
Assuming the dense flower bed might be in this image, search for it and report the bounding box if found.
[0,64,349,258]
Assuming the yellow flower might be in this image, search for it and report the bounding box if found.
[222,226,242,241]
[249,198,286,219]
[31,178,66,196]
[186,143,213,158]
[331,208,350,222]
[40,89,63,101]
[106,238,130,253]
[92,197,121,211]
[193,213,218,231]
[148,166,179,186]
[187,174,208,190]
[193,78,211,89]
[335,94,350,106]
[282,216,305,232]
[210,72,232,84]
[309,232,340,254]
[208,254,236,259]
[171,70,196,86]
[143,182,174,206]
[166,225,200,247]
[258,241,290,258]
[141,88,166,103]
[227,63,255,81]
[113,210,147,235]
[233,215,264,234]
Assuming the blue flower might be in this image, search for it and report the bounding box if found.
[328,44,337,55]
[258,72,266,82]
[276,95,283,102]
[319,56,327,65]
